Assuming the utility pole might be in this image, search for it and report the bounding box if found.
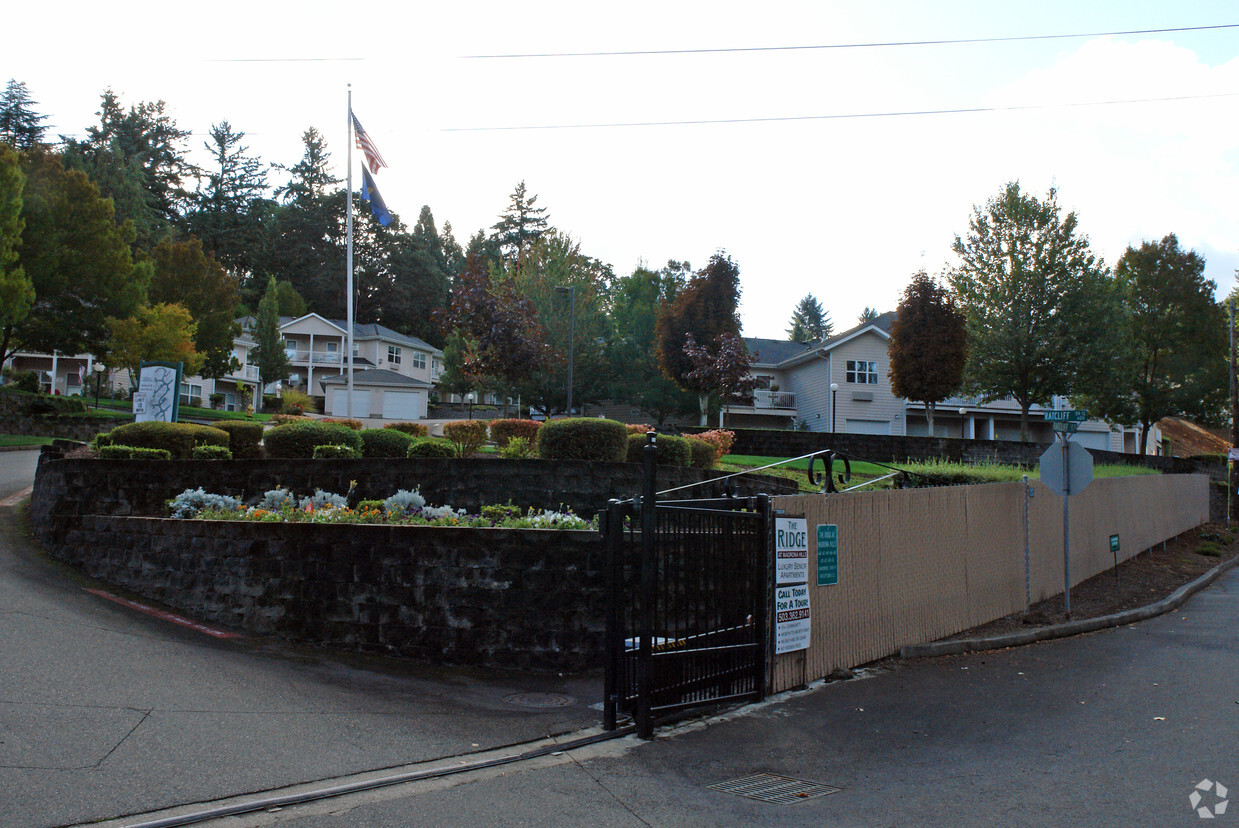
[1230,299,1236,525]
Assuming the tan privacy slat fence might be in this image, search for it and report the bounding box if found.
[770,474,1209,693]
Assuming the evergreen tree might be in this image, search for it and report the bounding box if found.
[0,145,33,341]
[858,306,879,324]
[185,120,272,281]
[0,80,47,150]
[250,276,291,394]
[274,127,339,204]
[888,271,968,434]
[949,182,1121,439]
[1,149,146,368]
[490,180,549,262]
[787,294,832,343]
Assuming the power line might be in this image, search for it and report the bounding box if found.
[460,23,1239,59]
[441,91,1239,132]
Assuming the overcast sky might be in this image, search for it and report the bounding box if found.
[5,1,1238,339]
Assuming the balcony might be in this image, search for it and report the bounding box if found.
[753,390,796,410]
[226,364,260,381]
[285,350,344,365]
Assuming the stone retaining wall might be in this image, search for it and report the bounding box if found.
[52,514,605,671]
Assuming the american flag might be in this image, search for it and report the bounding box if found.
[351,111,388,174]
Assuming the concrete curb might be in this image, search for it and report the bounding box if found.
[0,444,45,453]
[901,553,1239,658]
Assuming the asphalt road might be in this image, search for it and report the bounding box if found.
[0,451,599,828]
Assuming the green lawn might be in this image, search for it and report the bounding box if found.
[91,397,270,422]
[0,435,54,447]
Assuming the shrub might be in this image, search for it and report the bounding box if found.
[383,488,426,513]
[210,421,264,459]
[168,487,241,518]
[481,503,522,522]
[269,413,305,425]
[685,436,716,469]
[625,423,653,435]
[191,445,233,460]
[12,371,40,394]
[359,427,415,458]
[322,417,363,431]
[384,422,429,437]
[99,444,172,460]
[626,433,691,466]
[281,388,314,415]
[209,392,225,409]
[357,499,385,513]
[312,444,361,459]
[298,488,348,509]
[262,393,280,413]
[264,421,363,459]
[443,420,488,457]
[105,421,230,459]
[489,418,541,447]
[499,436,534,459]
[692,429,735,463]
[537,418,629,462]
[258,488,295,510]
[407,437,456,458]
[91,432,113,449]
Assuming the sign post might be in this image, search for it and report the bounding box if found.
[1039,411,1094,620]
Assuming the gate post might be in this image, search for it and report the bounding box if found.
[755,494,771,700]
[602,499,622,731]
[636,431,658,739]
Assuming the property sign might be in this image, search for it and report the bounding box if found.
[134,361,181,423]
[1110,534,1120,553]
[816,524,839,586]
[774,584,811,654]
[774,517,809,585]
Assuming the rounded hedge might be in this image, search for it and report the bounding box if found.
[490,418,541,447]
[264,421,363,459]
[685,436,717,469]
[105,421,230,459]
[209,421,264,459]
[313,444,362,459]
[536,418,628,462]
[625,433,691,467]
[360,427,415,458]
[191,445,233,460]
[384,422,429,437]
[406,438,456,458]
[98,444,172,460]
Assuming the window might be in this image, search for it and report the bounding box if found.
[846,360,879,384]
[411,352,426,370]
[179,382,203,405]
[387,345,401,365]
[753,375,774,390]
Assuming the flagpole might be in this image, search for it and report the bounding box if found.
[345,86,355,420]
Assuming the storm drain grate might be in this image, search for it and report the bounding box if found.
[708,773,841,804]
[503,692,576,708]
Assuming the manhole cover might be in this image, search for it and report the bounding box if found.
[708,773,841,804]
[503,692,576,708]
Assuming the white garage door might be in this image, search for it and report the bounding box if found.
[846,419,892,435]
[1072,429,1111,452]
[330,389,371,417]
[382,390,422,420]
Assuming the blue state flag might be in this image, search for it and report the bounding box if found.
[360,166,393,227]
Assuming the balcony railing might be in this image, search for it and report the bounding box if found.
[753,390,796,409]
[285,350,343,365]
[228,364,260,381]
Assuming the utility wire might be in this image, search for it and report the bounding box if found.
[442,90,1239,132]
[461,23,1239,59]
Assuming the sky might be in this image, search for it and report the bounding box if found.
[5,1,1239,339]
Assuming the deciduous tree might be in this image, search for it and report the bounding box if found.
[107,303,202,385]
[888,271,967,434]
[0,145,32,344]
[148,237,241,380]
[948,182,1120,439]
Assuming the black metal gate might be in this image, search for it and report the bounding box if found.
[602,438,770,738]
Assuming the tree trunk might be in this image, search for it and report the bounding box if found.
[925,401,935,436]
[698,393,709,427]
[1019,403,1031,442]
[1139,421,1151,455]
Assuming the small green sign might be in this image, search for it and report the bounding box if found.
[816,524,839,586]
[1043,409,1089,423]
[1109,534,1120,553]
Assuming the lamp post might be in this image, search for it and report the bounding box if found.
[959,407,967,439]
[830,382,839,433]
[92,363,106,409]
[555,285,576,416]
[466,391,475,420]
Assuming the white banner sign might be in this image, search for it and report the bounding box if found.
[775,584,811,654]
[774,516,809,585]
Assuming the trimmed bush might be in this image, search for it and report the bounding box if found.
[406,437,456,458]
[210,421,264,459]
[264,421,363,459]
[489,418,541,447]
[360,427,415,458]
[537,418,628,462]
[104,421,230,459]
[269,413,305,425]
[322,417,363,431]
[626,433,691,466]
[443,420,488,457]
[313,444,361,459]
[499,436,534,459]
[691,429,735,464]
[12,371,40,393]
[262,393,280,413]
[685,436,716,469]
[191,445,233,460]
[384,422,429,437]
[91,432,113,449]
[99,444,172,460]
[625,423,653,435]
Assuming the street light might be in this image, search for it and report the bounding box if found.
[959,407,968,440]
[555,285,576,416]
[830,382,839,433]
[466,391,475,420]
[92,363,106,409]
